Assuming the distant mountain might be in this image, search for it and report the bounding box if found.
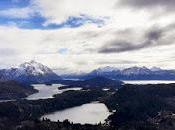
[0,60,61,84]
[150,67,162,72]
[85,66,175,80]
[121,67,151,75]
[1,61,175,84]
[0,80,37,100]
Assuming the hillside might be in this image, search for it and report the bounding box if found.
[0,81,37,100]
[104,83,175,130]
[57,76,123,89]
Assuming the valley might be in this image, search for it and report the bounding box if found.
[0,61,174,130]
[1,0,175,129]
[0,82,175,130]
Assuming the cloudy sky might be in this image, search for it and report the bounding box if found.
[0,0,175,74]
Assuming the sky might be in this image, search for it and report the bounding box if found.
[0,0,175,74]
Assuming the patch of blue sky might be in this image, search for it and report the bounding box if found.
[0,14,106,30]
[0,0,106,29]
[58,48,68,54]
[0,15,45,28]
[0,0,30,10]
[63,15,105,28]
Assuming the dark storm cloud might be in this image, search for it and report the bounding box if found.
[98,27,166,54]
[145,28,163,41]
[119,0,175,9]
[98,40,153,53]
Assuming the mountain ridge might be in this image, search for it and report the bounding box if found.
[85,66,175,80]
[1,61,175,83]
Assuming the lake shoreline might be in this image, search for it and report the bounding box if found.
[41,102,112,124]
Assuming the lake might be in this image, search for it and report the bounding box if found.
[123,80,175,85]
[41,102,111,124]
[26,84,82,100]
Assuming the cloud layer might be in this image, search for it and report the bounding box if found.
[119,0,175,9]
[0,0,175,73]
[98,27,166,53]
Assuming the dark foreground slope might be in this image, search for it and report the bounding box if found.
[104,83,175,130]
[17,120,115,130]
[0,89,108,130]
[0,83,175,130]
[0,81,37,100]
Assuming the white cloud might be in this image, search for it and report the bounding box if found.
[32,0,117,24]
[0,0,175,73]
[0,21,175,73]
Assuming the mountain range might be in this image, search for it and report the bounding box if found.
[0,61,175,85]
[85,66,175,80]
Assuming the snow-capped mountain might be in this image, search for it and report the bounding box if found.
[96,66,120,72]
[86,66,175,80]
[0,60,61,84]
[91,66,120,75]
[87,66,120,80]
[121,66,152,75]
[150,67,162,72]
[19,60,55,76]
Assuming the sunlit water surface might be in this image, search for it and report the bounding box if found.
[26,84,82,100]
[41,102,111,124]
[123,80,175,85]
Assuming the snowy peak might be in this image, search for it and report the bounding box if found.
[122,66,151,75]
[0,60,61,84]
[91,66,120,76]
[92,66,152,75]
[95,66,120,73]
[19,60,53,76]
[87,66,175,80]
[150,67,162,72]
